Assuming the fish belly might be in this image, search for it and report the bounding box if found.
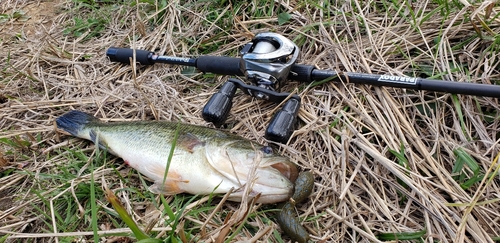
[96,129,239,195]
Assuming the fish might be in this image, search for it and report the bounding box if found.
[56,110,298,204]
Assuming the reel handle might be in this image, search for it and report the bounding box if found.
[265,98,301,144]
[202,81,237,126]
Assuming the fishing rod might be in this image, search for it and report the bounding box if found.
[106,33,500,143]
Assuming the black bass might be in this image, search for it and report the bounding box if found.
[56,110,298,203]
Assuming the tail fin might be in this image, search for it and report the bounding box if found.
[56,110,99,136]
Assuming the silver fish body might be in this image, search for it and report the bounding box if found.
[56,110,297,203]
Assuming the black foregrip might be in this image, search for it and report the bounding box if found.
[289,64,315,82]
[106,47,154,65]
[196,56,243,76]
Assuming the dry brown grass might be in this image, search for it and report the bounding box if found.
[1,0,500,242]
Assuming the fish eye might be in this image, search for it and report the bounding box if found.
[261,146,273,154]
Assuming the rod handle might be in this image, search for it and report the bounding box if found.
[289,64,315,83]
[106,47,154,65]
[202,81,237,126]
[265,98,301,144]
[196,56,243,76]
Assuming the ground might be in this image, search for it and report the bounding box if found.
[1,0,500,242]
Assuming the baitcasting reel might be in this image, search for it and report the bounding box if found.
[107,33,303,143]
[202,33,301,143]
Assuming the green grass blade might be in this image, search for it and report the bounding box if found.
[452,148,482,189]
[454,148,480,174]
[451,94,470,140]
[90,152,99,243]
[136,239,164,243]
[277,12,291,25]
[446,198,500,207]
[309,74,339,89]
[389,143,410,171]
[163,122,180,184]
[160,195,176,222]
[451,153,466,177]
[105,189,153,241]
[170,195,199,239]
[389,143,410,194]
[0,234,8,243]
[377,229,426,241]
[461,174,485,190]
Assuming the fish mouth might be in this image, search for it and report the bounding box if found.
[270,160,299,183]
[248,158,297,203]
[228,182,293,204]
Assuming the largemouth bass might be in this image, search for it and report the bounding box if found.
[56,110,298,203]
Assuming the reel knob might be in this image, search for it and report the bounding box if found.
[265,98,301,144]
[202,81,237,126]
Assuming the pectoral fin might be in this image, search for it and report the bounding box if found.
[148,171,189,195]
[177,133,205,153]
